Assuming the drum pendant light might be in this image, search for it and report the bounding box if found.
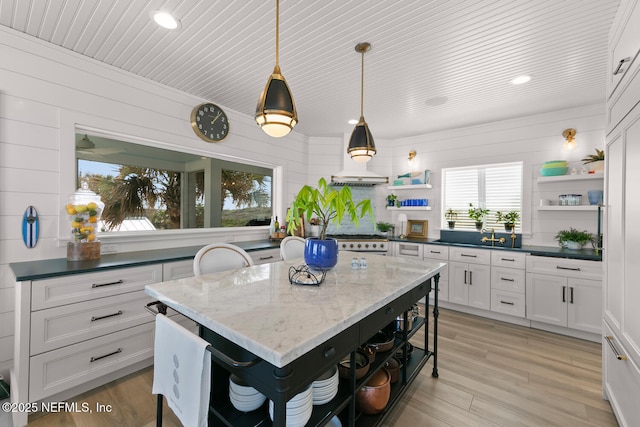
[255,0,298,138]
[348,42,376,163]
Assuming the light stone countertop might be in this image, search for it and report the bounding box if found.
[145,251,445,368]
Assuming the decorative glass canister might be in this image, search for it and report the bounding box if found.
[65,181,104,261]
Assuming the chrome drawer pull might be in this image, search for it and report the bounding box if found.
[461,254,477,258]
[500,300,514,305]
[90,348,122,363]
[604,336,627,361]
[556,266,580,272]
[259,255,274,260]
[613,57,631,75]
[92,279,124,288]
[430,250,441,254]
[91,310,123,322]
[500,277,515,282]
[501,258,515,262]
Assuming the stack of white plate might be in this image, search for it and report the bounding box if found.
[268,385,313,427]
[229,374,266,412]
[312,365,339,405]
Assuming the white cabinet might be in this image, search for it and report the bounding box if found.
[449,247,491,309]
[490,251,527,317]
[394,241,423,259]
[604,4,640,420]
[422,244,448,302]
[250,248,280,264]
[525,256,601,334]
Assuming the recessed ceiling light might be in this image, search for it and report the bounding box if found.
[348,119,358,125]
[425,96,448,107]
[150,10,181,30]
[511,75,531,85]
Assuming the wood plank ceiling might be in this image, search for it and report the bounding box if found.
[0,0,620,139]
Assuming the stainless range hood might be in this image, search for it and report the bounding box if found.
[331,134,388,186]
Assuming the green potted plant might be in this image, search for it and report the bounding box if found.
[468,203,489,231]
[286,177,373,269]
[581,148,604,173]
[386,194,397,207]
[495,210,520,232]
[376,222,393,236]
[445,208,458,229]
[555,227,594,250]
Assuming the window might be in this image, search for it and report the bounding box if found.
[76,134,272,232]
[442,162,522,230]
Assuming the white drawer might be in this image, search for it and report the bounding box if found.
[525,255,602,280]
[31,264,163,310]
[30,290,153,355]
[491,289,526,317]
[396,242,423,258]
[162,260,194,280]
[423,244,448,260]
[449,247,491,265]
[29,322,154,401]
[491,251,527,269]
[250,248,280,265]
[603,323,640,426]
[491,266,526,293]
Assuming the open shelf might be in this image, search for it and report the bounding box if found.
[537,174,604,183]
[537,205,600,211]
[386,206,432,211]
[387,184,432,190]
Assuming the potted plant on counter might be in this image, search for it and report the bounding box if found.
[581,148,604,173]
[386,193,397,207]
[496,210,520,232]
[445,208,458,229]
[376,222,393,236]
[287,177,373,270]
[468,203,489,231]
[555,227,594,250]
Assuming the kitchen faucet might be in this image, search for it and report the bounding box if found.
[480,228,505,247]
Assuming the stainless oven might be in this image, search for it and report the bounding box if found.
[328,234,389,255]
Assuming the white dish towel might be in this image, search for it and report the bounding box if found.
[153,314,211,427]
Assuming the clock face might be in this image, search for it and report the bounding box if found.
[190,103,229,142]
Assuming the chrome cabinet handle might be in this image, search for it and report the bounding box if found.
[92,279,124,288]
[556,266,580,272]
[604,336,627,360]
[90,348,122,363]
[91,310,123,322]
[614,57,631,75]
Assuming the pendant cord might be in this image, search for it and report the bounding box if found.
[275,0,280,67]
[360,50,365,117]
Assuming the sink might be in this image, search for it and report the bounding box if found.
[439,230,522,248]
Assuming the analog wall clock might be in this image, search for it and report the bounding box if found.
[190,103,229,142]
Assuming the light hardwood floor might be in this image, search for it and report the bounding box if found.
[26,308,618,427]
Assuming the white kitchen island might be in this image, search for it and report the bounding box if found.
[145,252,445,426]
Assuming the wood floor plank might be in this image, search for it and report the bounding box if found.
[27,308,618,427]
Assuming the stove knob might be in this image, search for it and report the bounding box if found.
[342,243,347,249]
[349,243,354,249]
[380,243,385,249]
[372,243,377,249]
[357,243,362,249]
[365,243,369,248]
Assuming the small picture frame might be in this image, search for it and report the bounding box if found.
[407,220,428,238]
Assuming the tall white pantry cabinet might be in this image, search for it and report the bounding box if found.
[603,0,640,425]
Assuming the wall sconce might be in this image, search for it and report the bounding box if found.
[408,150,417,168]
[563,128,577,150]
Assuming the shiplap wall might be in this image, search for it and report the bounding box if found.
[0,24,606,383]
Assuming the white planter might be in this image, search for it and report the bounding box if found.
[565,241,585,250]
[589,160,604,173]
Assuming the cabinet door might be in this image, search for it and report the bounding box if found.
[567,278,602,334]
[396,242,423,258]
[449,261,469,306]
[467,264,491,310]
[163,260,194,280]
[526,273,567,327]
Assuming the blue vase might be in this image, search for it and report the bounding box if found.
[304,238,339,270]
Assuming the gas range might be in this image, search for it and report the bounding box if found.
[327,234,389,253]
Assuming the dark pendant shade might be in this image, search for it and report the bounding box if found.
[348,119,376,163]
[255,66,298,137]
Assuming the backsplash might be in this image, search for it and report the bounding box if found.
[325,186,377,235]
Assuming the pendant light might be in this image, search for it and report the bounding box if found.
[348,42,376,163]
[255,0,297,138]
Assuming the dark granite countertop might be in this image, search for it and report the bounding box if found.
[389,237,602,261]
[10,240,280,281]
